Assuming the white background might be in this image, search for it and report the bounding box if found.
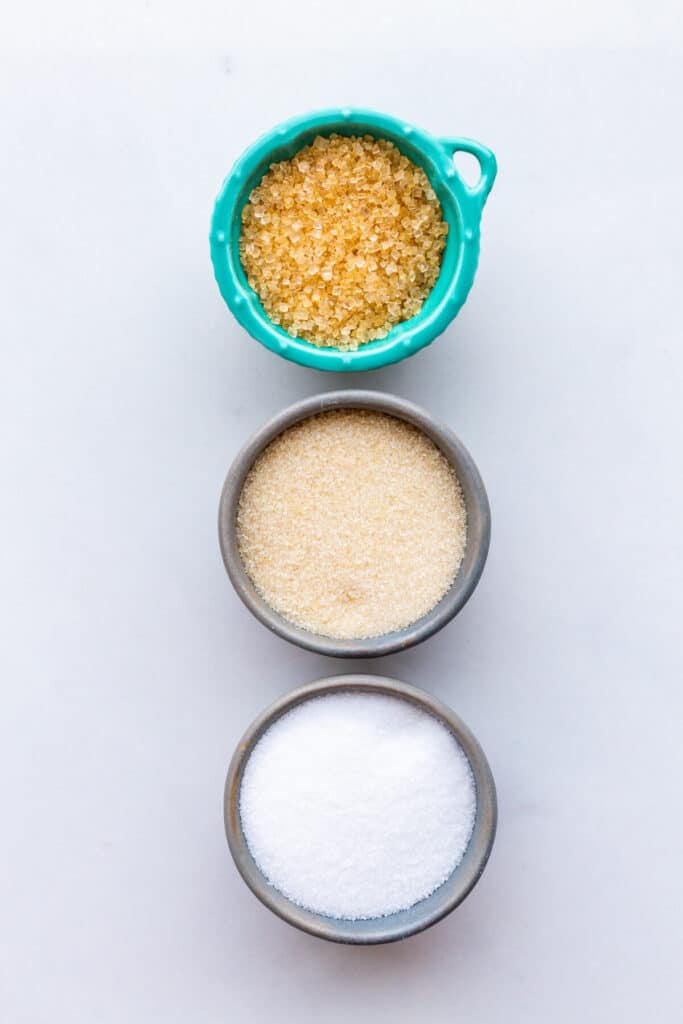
[2,4,682,1020]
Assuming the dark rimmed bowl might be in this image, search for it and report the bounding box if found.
[218,390,490,658]
[224,675,497,944]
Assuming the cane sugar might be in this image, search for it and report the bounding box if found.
[240,134,448,349]
[236,410,467,640]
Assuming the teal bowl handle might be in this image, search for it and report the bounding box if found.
[439,137,497,211]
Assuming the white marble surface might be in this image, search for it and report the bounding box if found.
[1,27,682,1023]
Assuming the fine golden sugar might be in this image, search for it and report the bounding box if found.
[236,410,466,640]
[240,135,448,350]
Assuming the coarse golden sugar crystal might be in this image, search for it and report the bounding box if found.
[236,410,467,640]
[239,134,448,350]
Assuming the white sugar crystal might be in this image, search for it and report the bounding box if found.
[240,692,476,920]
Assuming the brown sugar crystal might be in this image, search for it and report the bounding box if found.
[239,135,448,350]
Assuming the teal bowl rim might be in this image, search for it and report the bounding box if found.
[210,107,497,372]
[225,675,497,944]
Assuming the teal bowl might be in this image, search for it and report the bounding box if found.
[210,108,497,372]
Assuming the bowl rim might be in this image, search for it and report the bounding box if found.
[209,106,496,372]
[224,674,498,944]
[217,389,491,658]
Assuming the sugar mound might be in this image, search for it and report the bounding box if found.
[239,133,448,349]
[240,692,476,920]
[236,409,467,640]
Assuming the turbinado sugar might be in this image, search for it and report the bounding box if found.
[240,134,448,349]
[237,410,467,640]
[240,692,477,920]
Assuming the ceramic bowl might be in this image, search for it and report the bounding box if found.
[224,674,497,944]
[210,107,496,371]
[218,390,491,658]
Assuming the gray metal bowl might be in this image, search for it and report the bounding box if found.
[224,674,497,944]
[218,390,490,657]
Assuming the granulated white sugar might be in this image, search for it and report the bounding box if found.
[240,692,477,920]
[236,410,467,639]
